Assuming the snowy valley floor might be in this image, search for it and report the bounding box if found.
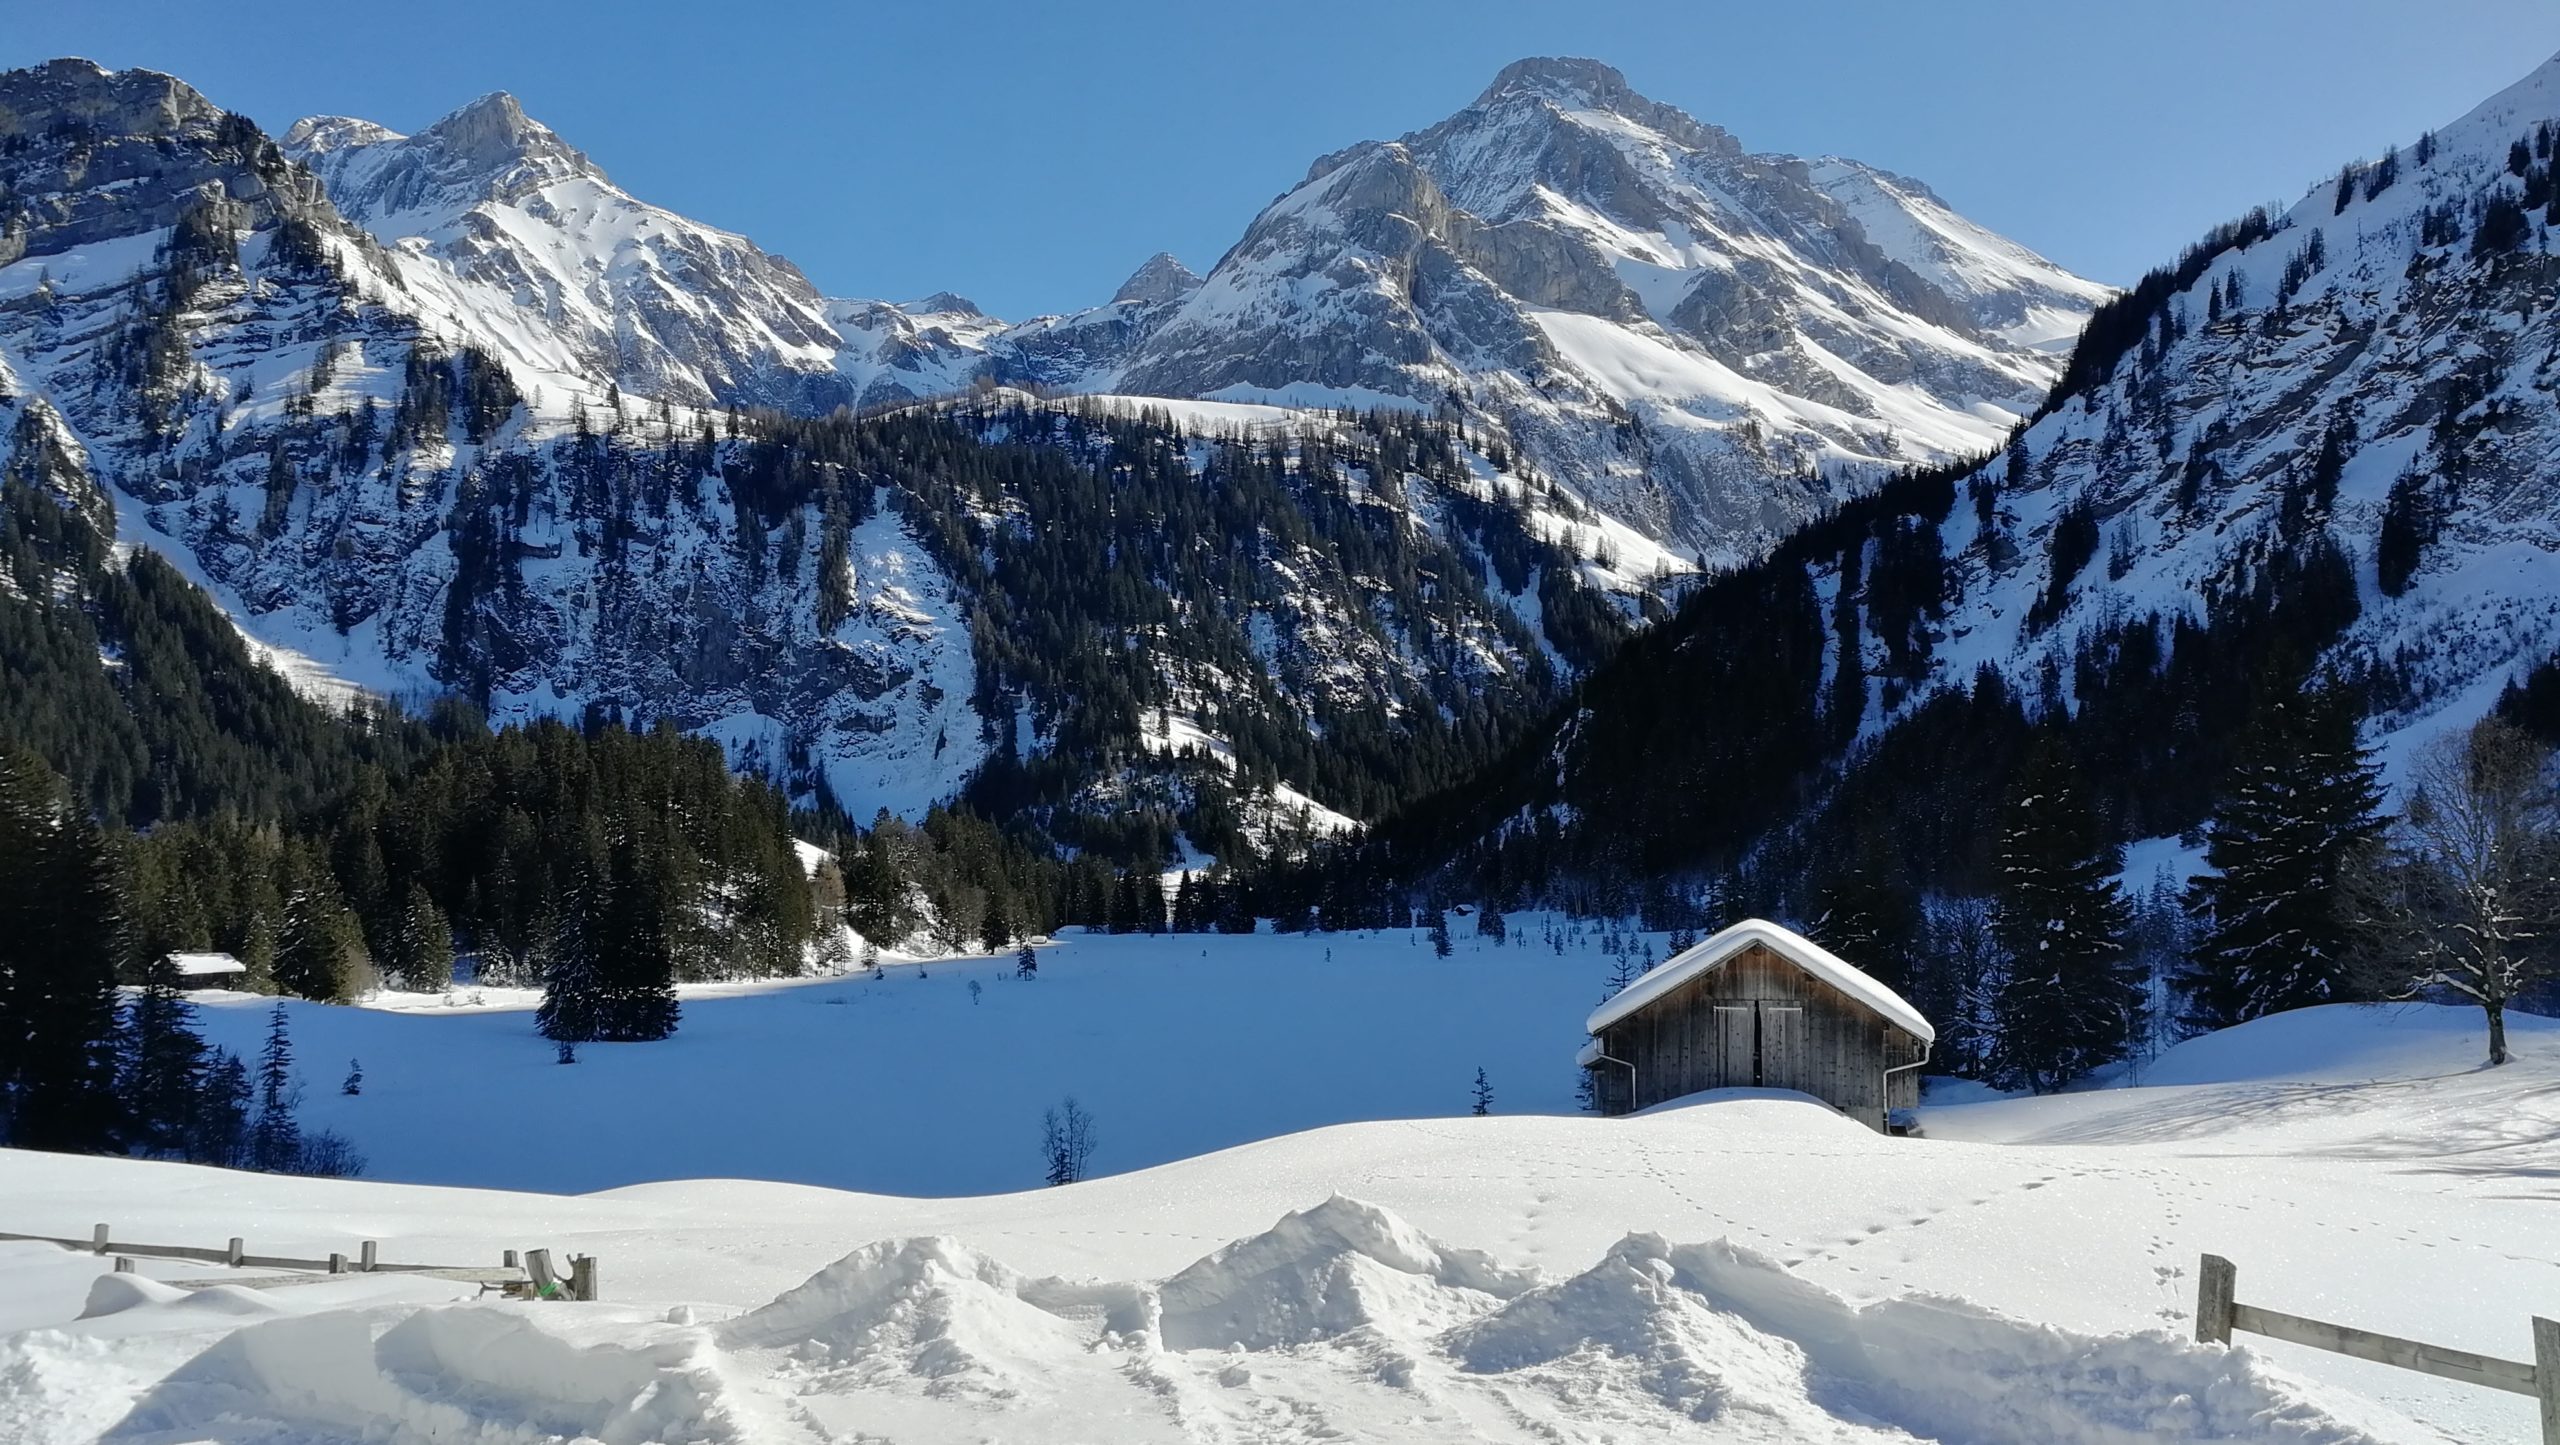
[0,928,2554,1443]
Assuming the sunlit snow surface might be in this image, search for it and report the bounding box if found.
[1,916,2551,1442]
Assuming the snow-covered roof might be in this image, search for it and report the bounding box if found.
[165,951,246,977]
[1583,919,1934,1044]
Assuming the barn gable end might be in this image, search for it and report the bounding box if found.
[1579,920,1932,1131]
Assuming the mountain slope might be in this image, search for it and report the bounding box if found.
[1381,50,2560,905]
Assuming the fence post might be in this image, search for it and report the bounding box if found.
[227,1237,244,1268]
[360,1241,378,1272]
[2196,1254,2237,1345]
[92,1224,109,1256]
[2533,1316,2558,1445]
[503,1249,520,1269]
[569,1254,597,1302]
[328,1253,347,1275]
[113,1257,133,1274]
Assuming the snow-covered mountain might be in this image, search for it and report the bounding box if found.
[1416,50,2560,893]
[266,60,2104,561]
[1093,58,2111,556]
[0,59,1639,842]
[281,92,865,414]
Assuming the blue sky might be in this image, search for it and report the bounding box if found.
[13,2,2554,318]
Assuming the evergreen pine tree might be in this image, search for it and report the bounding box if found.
[1429,910,1453,957]
[250,1002,302,1171]
[1015,942,1037,980]
[195,1049,252,1167]
[272,840,366,1002]
[2181,684,2386,1029]
[0,747,125,1152]
[121,955,210,1158]
[386,884,454,992]
[535,897,602,1045]
[1988,742,2143,1091]
[1470,1067,1493,1116]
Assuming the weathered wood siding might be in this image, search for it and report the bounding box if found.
[1590,942,1927,1132]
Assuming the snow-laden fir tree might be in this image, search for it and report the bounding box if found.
[1989,741,2143,1092]
[2181,682,2384,1030]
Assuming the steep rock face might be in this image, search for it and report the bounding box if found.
[285,93,855,413]
[1104,58,2110,559]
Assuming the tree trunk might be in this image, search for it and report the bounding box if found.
[2486,998,2508,1066]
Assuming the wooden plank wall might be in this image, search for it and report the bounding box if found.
[1597,943,1922,1131]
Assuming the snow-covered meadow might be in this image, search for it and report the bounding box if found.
[1,915,2555,1442]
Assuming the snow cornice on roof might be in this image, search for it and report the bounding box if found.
[1583,918,1935,1044]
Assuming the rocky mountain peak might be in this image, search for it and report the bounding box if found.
[414,90,598,188]
[0,58,224,141]
[1110,251,1202,307]
[1465,56,1734,156]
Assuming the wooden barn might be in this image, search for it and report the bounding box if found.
[1578,919,1933,1132]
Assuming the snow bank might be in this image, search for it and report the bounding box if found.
[0,1198,2397,1444]
[718,1234,1150,1392]
[1155,1194,1535,1350]
[25,1306,748,1445]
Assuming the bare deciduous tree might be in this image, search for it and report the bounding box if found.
[2352,718,2559,1065]
[1041,1096,1098,1187]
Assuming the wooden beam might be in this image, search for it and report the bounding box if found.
[2533,1316,2558,1445]
[569,1254,598,1302]
[2195,1254,2236,1345]
[92,1223,108,1256]
[2231,1302,2537,1397]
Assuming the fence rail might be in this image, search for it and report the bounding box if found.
[0,1225,596,1300]
[2197,1253,2558,1442]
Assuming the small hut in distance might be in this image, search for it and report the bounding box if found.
[1578,919,1933,1132]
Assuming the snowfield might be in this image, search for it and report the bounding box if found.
[0,920,2553,1443]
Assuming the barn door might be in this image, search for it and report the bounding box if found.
[1712,1005,1756,1089]
[1758,1004,1808,1093]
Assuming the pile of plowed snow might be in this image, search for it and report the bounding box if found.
[0,1196,2389,1445]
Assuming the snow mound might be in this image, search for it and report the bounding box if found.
[73,1276,189,1318]
[2138,1002,2553,1089]
[1458,1233,2387,1444]
[719,1235,1149,1391]
[105,1307,752,1445]
[1156,1193,1538,1351]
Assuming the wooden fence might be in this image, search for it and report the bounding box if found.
[0,1224,597,1301]
[2197,1253,2557,1443]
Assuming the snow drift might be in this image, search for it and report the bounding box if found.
[1,1198,2393,1445]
